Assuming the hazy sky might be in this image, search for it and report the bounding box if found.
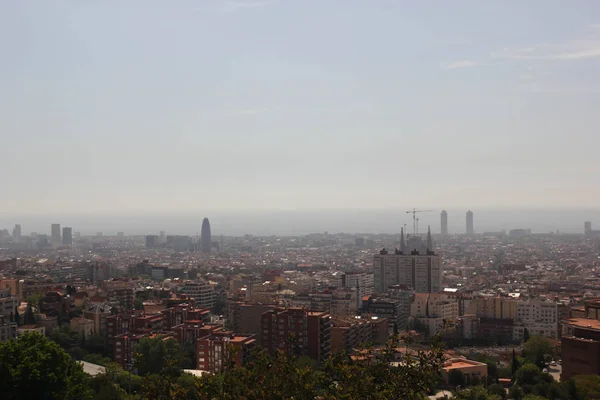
[2,0,599,214]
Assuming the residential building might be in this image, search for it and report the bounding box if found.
[373,234,442,294]
[0,314,16,341]
[0,289,17,322]
[362,296,402,332]
[410,293,459,337]
[71,317,95,339]
[17,324,46,337]
[562,318,600,380]
[261,308,331,362]
[196,331,256,373]
[83,303,111,335]
[179,280,216,309]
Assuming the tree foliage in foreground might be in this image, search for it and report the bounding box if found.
[0,332,93,400]
[189,334,446,400]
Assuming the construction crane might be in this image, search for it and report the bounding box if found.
[406,208,434,236]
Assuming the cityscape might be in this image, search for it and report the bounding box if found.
[1,211,600,398]
[3,1,600,399]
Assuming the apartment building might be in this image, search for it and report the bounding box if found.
[373,247,441,294]
[196,331,256,373]
[261,308,331,362]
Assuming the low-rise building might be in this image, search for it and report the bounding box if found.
[441,358,488,385]
[71,317,95,339]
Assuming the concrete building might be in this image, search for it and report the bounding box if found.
[17,325,46,337]
[410,293,459,337]
[331,316,387,353]
[70,317,95,339]
[0,314,17,341]
[51,223,61,244]
[179,280,216,309]
[62,227,73,245]
[145,235,158,249]
[12,224,21,241]
[83,303,112,335]
[196,331,256,373]
[339,272,374,308]
[261,308,331,362]
[466,211,474,235]
[467,297,518,320]
[441,210,448,235]
[373,246,442,294]
[0,289,17,322]
[562,318,600,380]
[441,358,488,385]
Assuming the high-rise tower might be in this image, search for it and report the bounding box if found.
[466,210,474,235]
[440,210,448,235]
[51,224,61,243]
[12,224,22,240]
[62,227,73,245]
[200,218,212,253]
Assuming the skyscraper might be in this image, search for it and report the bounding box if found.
[51,224,61,243]
[62,227,73,245]
[440,210,448,235]
[466,210,474,235]
[585,221,592,235]
[200,218,212,253]
[12,224,21,240]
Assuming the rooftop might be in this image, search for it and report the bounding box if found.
[564,318,600,331]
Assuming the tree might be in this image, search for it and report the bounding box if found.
[487,383,506,399]
[516,363,542,386]
[0,332,93,400]
[454,385,501,400]
[522,395,546,400]
[134,336,186,376]
[449,369,466,387]
[511,349,521,378]
[571,375,600,400]
[523,328,530,343]
[523,336,554,368]
[23,303,36,325]
[192,333,446,400]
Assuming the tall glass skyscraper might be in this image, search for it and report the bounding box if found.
[200,218,212,253]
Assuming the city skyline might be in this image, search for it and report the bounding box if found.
[1,1,600,214]
[2,208,600,237]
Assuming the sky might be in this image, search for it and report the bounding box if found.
[1,0,600,216]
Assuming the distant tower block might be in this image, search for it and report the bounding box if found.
[466,210,474,235]
[441,210,448,235]
[200,218,212,253]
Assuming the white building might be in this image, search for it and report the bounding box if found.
[410,293,458,336]
[179,280,216,309]
[515,299,558,340]
[339,272,374,296]
[516,299,558,325]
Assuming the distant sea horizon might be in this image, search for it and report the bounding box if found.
[1,208,599,237]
